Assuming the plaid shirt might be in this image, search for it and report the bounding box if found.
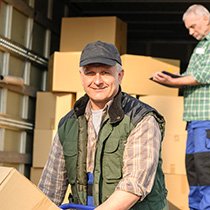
[182,33,210,121]
[38,103,161,206]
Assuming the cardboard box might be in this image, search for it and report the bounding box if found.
[162,132,187,175]
[165,174,189,210]
[33,129,56,167]
[60,16,127,54]
[0,167,59,210]
[47,52,82,92]
[121,54,180,95]
[76,91,86,100]
[35,92,75,129]
[139,96,186,134]
[30,167,43,185]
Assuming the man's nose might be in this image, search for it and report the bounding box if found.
[94,73,103,84]
[189,28,194,36]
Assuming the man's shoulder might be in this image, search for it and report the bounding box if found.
[58,109,75,128]
[121,92,159,118]
[122,92,154,111]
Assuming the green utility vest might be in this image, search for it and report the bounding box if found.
[58,91,168,210]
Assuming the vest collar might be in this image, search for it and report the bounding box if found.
[108,90,124,124]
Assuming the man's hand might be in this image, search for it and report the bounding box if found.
[152,71,199,87]
[152,71,176,86]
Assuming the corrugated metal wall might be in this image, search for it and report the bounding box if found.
[0,0,66,177]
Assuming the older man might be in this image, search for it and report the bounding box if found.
[39,40,168,210]
[152,4,210,210]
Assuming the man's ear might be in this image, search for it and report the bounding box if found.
[203,15,210,23]
[118,69,124,83]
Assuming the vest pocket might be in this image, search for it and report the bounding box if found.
[63,140,77,184]
[103,137,123,182]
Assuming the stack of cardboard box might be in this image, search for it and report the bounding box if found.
[31,16,188,209]
[31,92,75,185]
[47,16,127,95]
[47,16,180,96]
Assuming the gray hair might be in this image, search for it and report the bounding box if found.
[115,63,123,72]
[183,4,210,22]
[80,63,123,72]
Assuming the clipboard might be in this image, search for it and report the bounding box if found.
[161,71,181,78]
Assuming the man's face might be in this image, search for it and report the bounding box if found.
[80,64,124,110]
[184,13,209,40]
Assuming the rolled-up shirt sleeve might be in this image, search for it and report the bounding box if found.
[38,132,69,206]
[115,115,161,201]
[182,40,210,84]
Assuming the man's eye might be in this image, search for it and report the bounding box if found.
[101,71,110,75]
[190,24,196,29]
[84,71,94,75]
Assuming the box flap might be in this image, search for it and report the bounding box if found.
[0,166,59,210]
[0,167,13,185]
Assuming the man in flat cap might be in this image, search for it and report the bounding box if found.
[39,41,168,210]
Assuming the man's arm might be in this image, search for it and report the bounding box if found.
[152,71,199,87]
[38,132,68,206]
[96,115,161,210]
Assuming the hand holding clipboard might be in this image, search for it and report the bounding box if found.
[150,71,182,87]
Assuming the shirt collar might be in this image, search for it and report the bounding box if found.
[85,100,113,120]
[204,32,210,41]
